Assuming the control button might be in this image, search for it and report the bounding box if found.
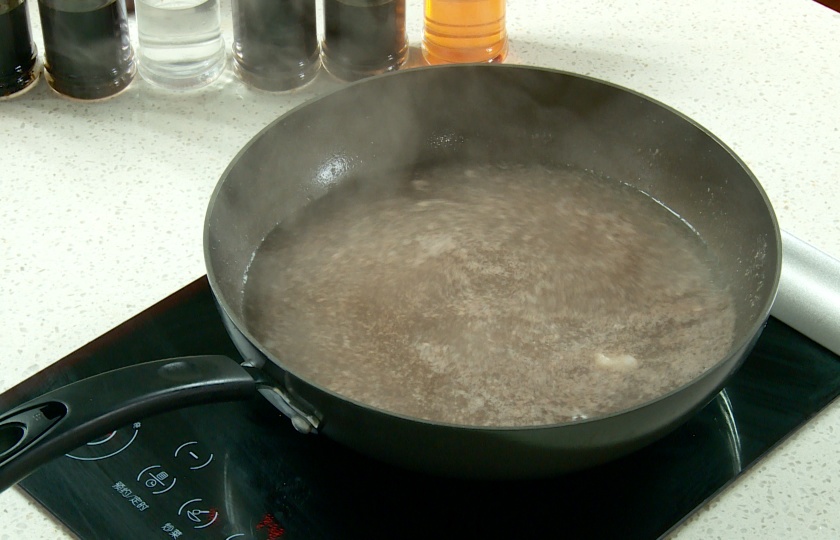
[66,422,141,461]
[137,465,177,495]
[178,498,219,529]
[174,441,214,470]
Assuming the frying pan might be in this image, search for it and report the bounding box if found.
[0,65,781,488]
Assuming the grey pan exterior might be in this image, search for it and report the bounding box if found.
[204,65,781,478]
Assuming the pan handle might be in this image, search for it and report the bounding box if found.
[0,355,259,493]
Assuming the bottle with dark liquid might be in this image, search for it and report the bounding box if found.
[232,0,320,91]
[423,0,507,64]
[0,0,39,98]
[321,0,407,82]
[38,0,135,100]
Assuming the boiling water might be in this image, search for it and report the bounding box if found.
[243,164,736,427]
[135,0,225,89]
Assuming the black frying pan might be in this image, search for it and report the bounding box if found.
[0,65,780,488]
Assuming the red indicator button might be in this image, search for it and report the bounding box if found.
[256,514,285,539]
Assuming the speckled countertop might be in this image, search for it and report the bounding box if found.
[1,0,839,538]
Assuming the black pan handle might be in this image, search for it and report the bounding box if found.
[0,355,260,492]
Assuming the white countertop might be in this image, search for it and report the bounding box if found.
[1,0,839,537]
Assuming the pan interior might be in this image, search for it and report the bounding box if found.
[240,160,736,427]
[205,66,779,431]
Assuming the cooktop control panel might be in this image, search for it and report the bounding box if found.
[26,398,333,539]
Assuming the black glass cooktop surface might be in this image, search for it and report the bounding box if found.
[2,277,839,539]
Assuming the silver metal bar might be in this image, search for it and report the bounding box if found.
[770,230,840,356]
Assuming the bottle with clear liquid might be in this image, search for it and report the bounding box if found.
[135,0,226,90]
[422,0,508,64]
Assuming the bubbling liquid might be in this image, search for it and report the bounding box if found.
[242,164,736,427]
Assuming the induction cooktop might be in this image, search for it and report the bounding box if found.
[2,277,839,539]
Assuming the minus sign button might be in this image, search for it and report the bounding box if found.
[174,441,214,470]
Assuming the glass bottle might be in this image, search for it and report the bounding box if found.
[0,0,39,98]
[423,0,508,65]
[135,0,226,90]
[38,0,135,100]
[232,0,320,91]
[321,0,407,82]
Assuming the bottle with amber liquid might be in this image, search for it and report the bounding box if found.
[422,0,508,64]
